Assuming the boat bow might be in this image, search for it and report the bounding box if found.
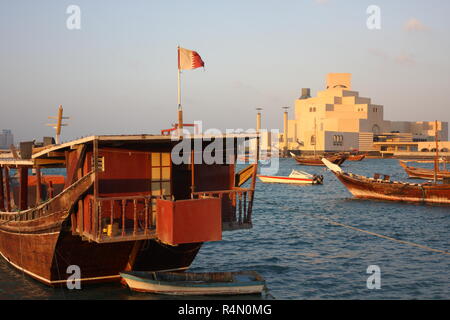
[321,158,343,174]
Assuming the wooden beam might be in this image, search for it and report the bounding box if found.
[34,159,66,166]
[93,139,99,238]
[19,166,28,210]
[0,166,4,211]
[47,181,54,199]
[191,149,195,196]
[35,166,42,206]
[0,159,34,166]
[235,164,254,187]
[9,145,19,159]
[93,139,99,199]
[78,199,84,234]
[68,144,87,186]
[247,135,260,223]
[4,167,11,211]
[47,151,66,158]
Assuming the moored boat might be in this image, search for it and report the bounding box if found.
[0,133,259,286]
[120,270,266,295]
[290,152,347,166]
[258,169,323,185]
[347,154,366,161]
[322,158,450,204]
[399,160,450,181]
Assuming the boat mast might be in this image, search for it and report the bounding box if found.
[47,105,69,145]
[434,120,439,184]
[314,117,317,157]
[177,46,183,136]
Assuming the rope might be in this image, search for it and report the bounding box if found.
[263,284,276,299]
[310,214,450,256]
[54,249,67,299]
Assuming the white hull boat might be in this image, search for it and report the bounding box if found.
[257,169,323,185]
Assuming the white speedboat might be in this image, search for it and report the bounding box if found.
[257,169,323,185]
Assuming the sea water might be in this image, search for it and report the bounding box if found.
[0,158,449,299]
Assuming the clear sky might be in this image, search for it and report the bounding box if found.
[1,0,449,143]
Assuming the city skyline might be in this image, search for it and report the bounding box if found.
[1,0,450,143]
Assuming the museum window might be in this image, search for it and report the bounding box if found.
[310,135,316,146]
[333,135,343,146]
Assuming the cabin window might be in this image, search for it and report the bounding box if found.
[92,156,105,172]
[150,152,171,196]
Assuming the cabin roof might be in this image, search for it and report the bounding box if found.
[0,159,34,166]
[0,133,258,167]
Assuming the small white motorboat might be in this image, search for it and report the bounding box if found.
[257,169,324,185]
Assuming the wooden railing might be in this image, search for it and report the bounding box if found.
[0,172,94,226]
[79,187,256,242]
[191,187,255,230]
[83,195,161,243]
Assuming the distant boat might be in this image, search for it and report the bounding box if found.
[290,152,347,166]
[258,169,323,185]
[322,158,450,204]
[399,160,450,180]
[120,270,266,295]
[347,154,366,161]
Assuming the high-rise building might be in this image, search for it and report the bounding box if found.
[0,129,14,150]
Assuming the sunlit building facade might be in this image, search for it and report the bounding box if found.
[285,74,448,153]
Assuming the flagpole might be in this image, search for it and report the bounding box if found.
[177,46,181,108]
[177,46,183,136]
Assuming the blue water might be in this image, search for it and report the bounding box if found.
[1,159,449,299]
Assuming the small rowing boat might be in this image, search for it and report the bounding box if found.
[257,169,323,185]
[120,270,266,295]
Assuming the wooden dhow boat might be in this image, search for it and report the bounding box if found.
[258,169,323,185]
[290,152,347,167]
[322,158,450,204]
[347,154,366,161]
[398,122,450,182]
[399,160,450,181]
[0,133,259,286]
[120,270,265,295]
